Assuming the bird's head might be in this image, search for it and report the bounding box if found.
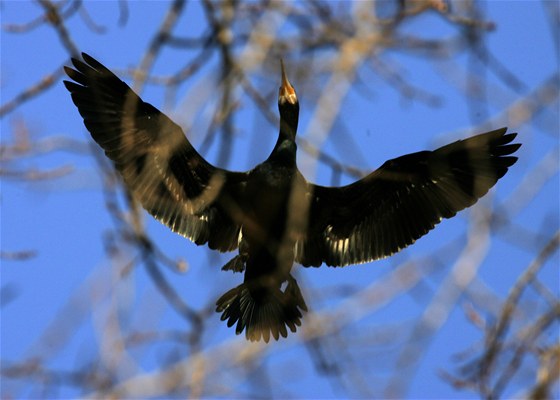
[278,59,299,137]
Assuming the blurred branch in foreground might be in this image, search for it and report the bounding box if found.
[1,1,558,398]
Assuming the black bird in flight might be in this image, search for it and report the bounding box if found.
[64,53,520,342]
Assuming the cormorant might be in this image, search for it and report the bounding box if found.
[64,53,520,342]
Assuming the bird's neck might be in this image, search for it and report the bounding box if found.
[269,120,297,166]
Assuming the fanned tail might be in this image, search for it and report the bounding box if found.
[216,275,307,342]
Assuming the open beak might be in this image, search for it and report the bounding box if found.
[279,59,297,105]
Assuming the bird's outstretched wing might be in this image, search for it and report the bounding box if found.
[64,53,247,251]
[296,128,520,267]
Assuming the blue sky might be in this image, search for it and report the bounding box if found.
[1,1,558,398]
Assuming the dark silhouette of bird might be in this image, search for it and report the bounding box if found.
[64,53,520,342]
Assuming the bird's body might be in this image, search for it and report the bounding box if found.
[216,72,310,341]
[64,53,521,342]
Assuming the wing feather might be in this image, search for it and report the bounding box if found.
[64,53,246,251]
[297,128,520,267]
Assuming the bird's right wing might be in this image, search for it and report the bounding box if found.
[296,128,520,267]
[64,53,247,251]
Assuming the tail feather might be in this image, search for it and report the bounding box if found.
[216,275,307,342]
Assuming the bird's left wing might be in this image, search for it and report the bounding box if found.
[295,128,520,267]
[64,53,247,251]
